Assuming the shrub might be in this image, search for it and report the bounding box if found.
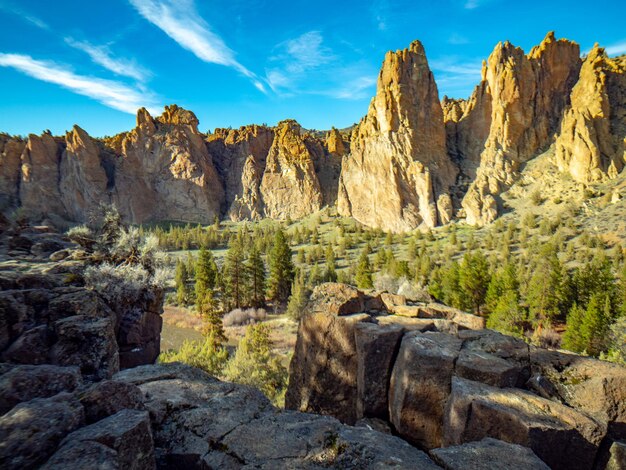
[84,262,166,305]
[223,323,288,405]
[159,332,229,376]
[223,308,268,327]
[373,273,399,294]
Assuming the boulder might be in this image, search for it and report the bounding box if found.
[389,331,463,448]
[0,364,82,414]
[606,440,626,470]
[59,409,155,470]
[43,440,119,470]
[529,348,626,440]
[354,322,404,420]
[1,325,51,364]
[79,380,145,424]
[0,393,84,470]
[285,312,371,424]
[443,377,606,470]
[306,283,367,316]
[50,315,119,380]
[380,292,407,312]
[430,437,550,470]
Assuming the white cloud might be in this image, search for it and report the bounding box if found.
[430,57,483,98]
[464,0,480,8]
[129,0,264,91]
[264,31,377,100]
[0,53,160,114]
[321,76,377,100]
[266,31,338,93]
[65,38,150,81]
[605,40,626,56]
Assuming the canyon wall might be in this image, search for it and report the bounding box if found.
[0,33,624,230]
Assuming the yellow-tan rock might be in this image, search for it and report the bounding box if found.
[555,46,626,182]
[338,41,458,232]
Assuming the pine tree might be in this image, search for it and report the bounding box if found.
[286,271,310,321]
[355,250,373,289]
[223,323,288,404]
[562,303,586,353]
[486,290,524,338]
[246,246,266,307]
[198,291,226,344]
[267,228,294,303]
[175,259,191,306]
[195,247,217,303]
[580,293,611,356]
[459,251,490,314]
[324,245,337,282]
[223,239,248,310]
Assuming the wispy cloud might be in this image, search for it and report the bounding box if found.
[128,0,264,91]
[265,31,376,100]
[605,40,626,56]
[430,57,483,98]
[0,53,160,114]
[64,38,150,82]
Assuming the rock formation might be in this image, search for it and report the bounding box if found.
[19,132,65,218]
[208,120,342,221]
[555,46,626,182]
[286,282,626,470]
[0,135,25,209]
[260,120,324,219]
[207,124,275,220]
[111,105,224,224]
[458,32,581,225]
[1,33,626,230]
[60,126,110,221]
[338,40,458,232]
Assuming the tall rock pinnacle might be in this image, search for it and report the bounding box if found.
[338,40,457,232]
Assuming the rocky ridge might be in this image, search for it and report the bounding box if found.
[286,283,626,470]
[0,236,564,470]
[1,33,625,231]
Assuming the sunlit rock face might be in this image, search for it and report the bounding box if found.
[555,46,626,183]
[459,32,581,225]
[338,40,458,233]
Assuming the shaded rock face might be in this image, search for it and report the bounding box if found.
[208,120,342,221]
[0,229,163,379]
[207,124,275,220]
[338,40,458,232]
[19,133,66,218]
[0,135,26,209]
[112,105,223,224]
[286,283,626,470]
[555,47,626,182]
[459,32,581,225]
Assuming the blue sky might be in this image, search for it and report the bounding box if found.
[0,0,625,137]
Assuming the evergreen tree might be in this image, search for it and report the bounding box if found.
[562,303,586,353]
[195,247,217,303]
[324,245,337,282]
[525,244,567,325]
[268,228,294,303]
[441,261,464,310]
[459,251,490,314]
[246,246,266,307]
[198,291,226,344]
[175,259,191,306]
[286,271,310,321]
[486,290,524,338]
[223,239,248,309]
[580,293,611,356]
[355,250,373,289]
[223,323,288,404]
